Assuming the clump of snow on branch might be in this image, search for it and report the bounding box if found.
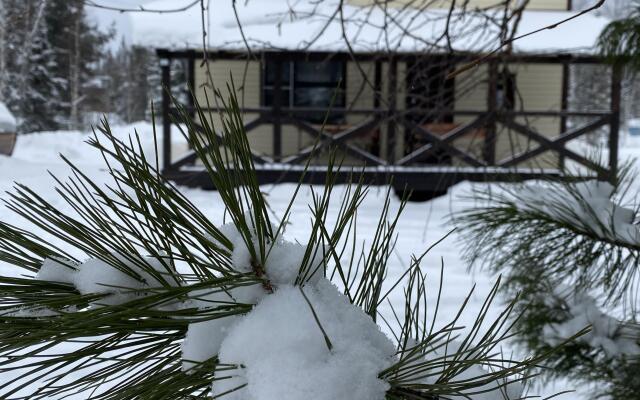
[34,254,179,306]
[212,280,396,400]
[542,287,640,358]
[35,257,77,285]
[216,220,322,285]
[182,221,396,399]
[517,180,640,245]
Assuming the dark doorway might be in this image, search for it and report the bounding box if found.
[405,56,455,164]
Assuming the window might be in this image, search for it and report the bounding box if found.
[263,60,345,123]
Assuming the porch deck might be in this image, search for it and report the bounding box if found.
[158,50,622,193]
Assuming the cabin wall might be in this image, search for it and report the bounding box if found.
[191,57,564,169]
[347,0,569,10]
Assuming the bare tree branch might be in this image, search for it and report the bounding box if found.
[84,0,199,14]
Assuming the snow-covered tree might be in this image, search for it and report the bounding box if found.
[454,170,640,398]
[44,0,111,130]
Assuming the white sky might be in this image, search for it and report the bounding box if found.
[85,0,158,50]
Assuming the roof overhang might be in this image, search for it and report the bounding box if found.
[133,0,611,57]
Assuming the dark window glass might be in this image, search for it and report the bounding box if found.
[264,62,291,85]
[295,62,342,84]
[263,89,291,107]
[263,60,345,124]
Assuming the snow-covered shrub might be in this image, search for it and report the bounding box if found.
[0,91,554,399]
[455,176,640,399]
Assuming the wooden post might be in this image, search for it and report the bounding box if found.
[374,60,382,109]
[559,61,570,170]
[484,60,498,165]
[187,52,196,112]
[609,63,622,181]
[272,57,283,160]
[161,57,172,172]
[386,57,398,163]
[373,60,382,158]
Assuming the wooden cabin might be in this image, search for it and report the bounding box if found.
[131,0,618,194]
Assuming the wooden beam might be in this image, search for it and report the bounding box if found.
[399,121,486,167]
[610,63,622,181]
[284,117,386,165]
[499,116,610,167]
[397,113,492,165]
[155,48,607,65]
[484,60,498,164]
[161,58,172,172]
[272,57,283,159]
[386,57,398,162]
[187,54,196,113]
[500,117,609,177]
[164,165,568,192]
[559,61,570,169]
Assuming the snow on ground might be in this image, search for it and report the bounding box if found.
[3,122,635,398]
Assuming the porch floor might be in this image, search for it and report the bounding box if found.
[164,164,573,192]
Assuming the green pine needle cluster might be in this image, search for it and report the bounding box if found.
[0,88,562,399]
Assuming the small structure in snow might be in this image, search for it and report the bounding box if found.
[0,102,17,155]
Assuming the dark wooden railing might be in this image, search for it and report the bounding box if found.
[159,57,622,193]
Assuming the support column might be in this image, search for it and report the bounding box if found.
[386,57,398,163]
[559,61,570,170]
[609,63,622,181]
[373,60,382,158]
[272,57,283,160]
[484,60,498,165]
[187,51,196,111]
[161,57,172,172]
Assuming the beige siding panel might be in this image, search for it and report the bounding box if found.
[348,0,568,10]
[454,64,488,123]
[498,63,563,168]
[346,61,375,124]
[193,59,275,156]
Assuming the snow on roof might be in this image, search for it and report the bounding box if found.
[0,102,16,133]
[130,0,610,55]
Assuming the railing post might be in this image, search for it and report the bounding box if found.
[373,59,382,158]
[559,61,570,170]
[187,51,196,116]
[386,56,398,163]
[609,63,622,182]
[374,60,382,109]
[484,60,497,165]
[272,56,283,160]
[160,57,172,172]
